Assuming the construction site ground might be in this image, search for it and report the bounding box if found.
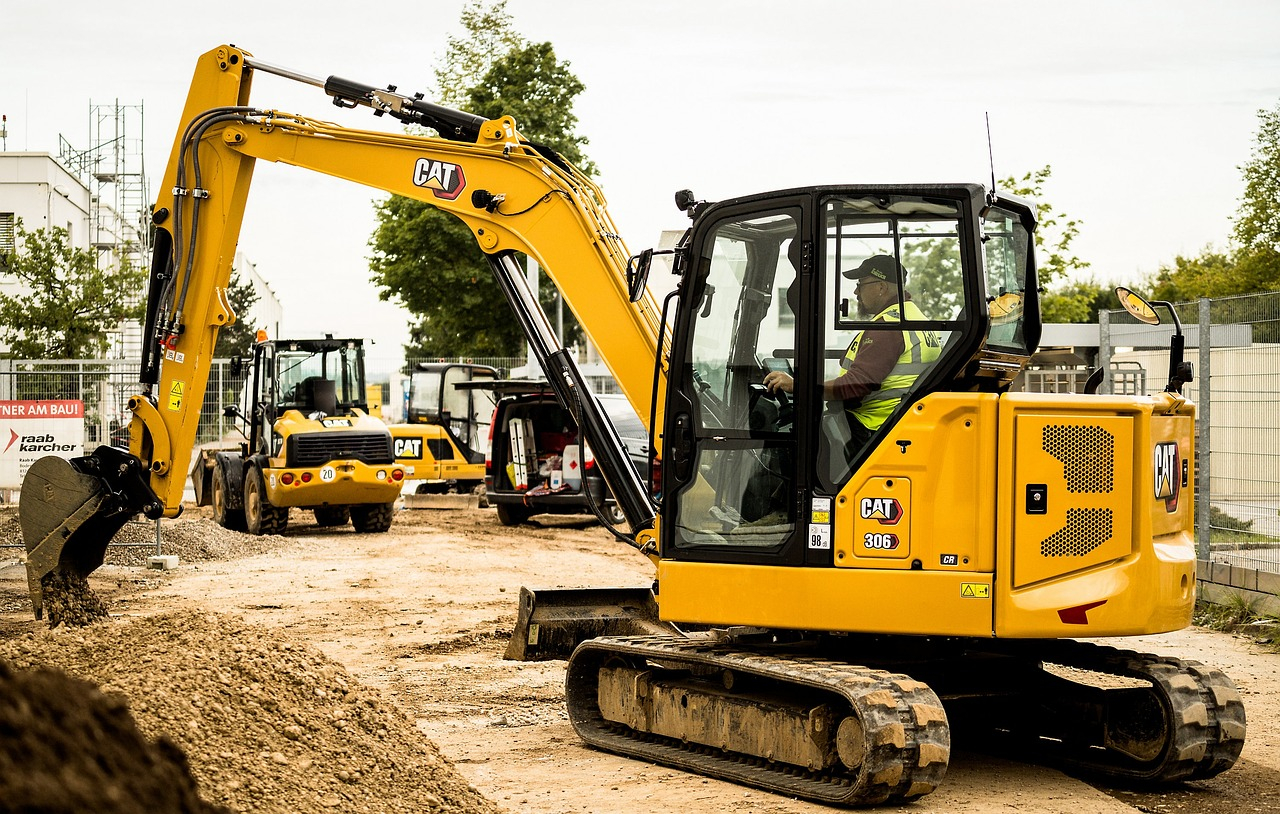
[3,503,1280,814]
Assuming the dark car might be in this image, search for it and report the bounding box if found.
[482,383,654,527]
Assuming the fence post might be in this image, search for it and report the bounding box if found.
[1098,309,1112,395]
[1197,297,1212,562]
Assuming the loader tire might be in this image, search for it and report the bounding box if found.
[313,506,351,527]
[350,501,395,533]
[243,466,289,536]
[212,462,246,531]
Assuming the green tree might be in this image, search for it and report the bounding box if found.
[1000,165,1091,286]
[0,221,145,358]
[1150,247,1235,301]
[1039,279,1118,324]
[369,2,594,357]
[433,0,525,110]
[467,41,595,175]
[1233,102,1280,255]
[1153,101,1280,299]
[214,269,262,359]
[1000,165,1098,322]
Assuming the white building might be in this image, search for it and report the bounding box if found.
[0,152,92,260]
[232,250,284,344]
[1,151,283,359]
[0,153,95,355]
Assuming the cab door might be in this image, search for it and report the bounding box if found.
[663,199,811,565]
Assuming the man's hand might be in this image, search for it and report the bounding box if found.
[763,371,794,394]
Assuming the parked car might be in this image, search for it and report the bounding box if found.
[482,382,654,527]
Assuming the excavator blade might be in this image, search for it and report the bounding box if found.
[20,455,134,620]
[504,585,671,661]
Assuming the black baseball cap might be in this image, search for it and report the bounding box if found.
[843,254,905,284]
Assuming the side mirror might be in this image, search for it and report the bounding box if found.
[1115,286,1161,325]
[626,249,654,303]
[222,404,244,419]
[1114,286,1192,394]
[229,355,244,377]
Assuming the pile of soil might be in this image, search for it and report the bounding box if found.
[0,658,227,814]
[0,610,504,814]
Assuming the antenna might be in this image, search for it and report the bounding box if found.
[985,112,998,205]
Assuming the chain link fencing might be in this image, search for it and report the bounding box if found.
[7,297,1277,576]
[1095,292,1280,573]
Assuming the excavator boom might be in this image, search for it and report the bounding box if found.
[21,44,661,618]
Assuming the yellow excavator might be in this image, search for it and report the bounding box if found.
[387,361,496,495]
[19,45,1244,806]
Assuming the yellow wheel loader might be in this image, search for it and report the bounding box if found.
[188,334,406,535]
[18,45,1243,806]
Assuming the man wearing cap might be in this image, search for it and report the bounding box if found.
[764,254,940,450]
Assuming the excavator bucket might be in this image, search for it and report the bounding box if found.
[20,455,134,620]
[504,585,671,661]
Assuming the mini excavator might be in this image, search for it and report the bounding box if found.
[20,45,1244,805]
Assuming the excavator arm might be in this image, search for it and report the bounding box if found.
[20,44,664,618]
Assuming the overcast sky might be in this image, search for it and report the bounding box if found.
[3,1,1278,368]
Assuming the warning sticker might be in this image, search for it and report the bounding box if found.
[809,496,833,549]
[808,524,831,550]
[960,583,990,599]
[167,381,185,411]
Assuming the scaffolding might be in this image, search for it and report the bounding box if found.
[59,101,151,262]
[58,101,151,360]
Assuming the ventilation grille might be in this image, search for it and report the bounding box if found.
[1042,424,1114,493]
[1041,508,1113,557]
[288,432,393,467]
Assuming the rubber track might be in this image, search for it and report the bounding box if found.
[1012,639,1246,782]
[565,635,950,806]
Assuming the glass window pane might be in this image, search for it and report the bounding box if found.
[983,207,1031,353]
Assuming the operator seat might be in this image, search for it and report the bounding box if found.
[302,376,339,416]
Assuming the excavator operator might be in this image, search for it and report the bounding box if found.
[763,254,941,452]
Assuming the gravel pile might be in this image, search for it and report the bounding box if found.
[0,610,504,814]
[39,568,110,627]
[105,517,292,567]
[2,508,292,626]
[1,509,291,570]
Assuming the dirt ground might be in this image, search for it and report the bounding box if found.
[3,503,1280,814]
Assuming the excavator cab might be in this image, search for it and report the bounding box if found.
[661,185,1034,566]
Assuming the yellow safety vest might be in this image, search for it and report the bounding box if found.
[842,300,941,430]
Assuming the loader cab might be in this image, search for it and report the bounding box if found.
[661,184,1038,565]
[247,337,369,455]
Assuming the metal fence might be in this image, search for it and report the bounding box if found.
[403,355,624,394]
[1094,291,1280,573]
[1,352,613,460]
[8,297,1277,572]
[0,357,248,451]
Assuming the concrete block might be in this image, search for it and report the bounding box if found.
[1257,569,1280,599]
[403,493,481,510]
[1209,560,1232,585]
[148,555,179,571]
